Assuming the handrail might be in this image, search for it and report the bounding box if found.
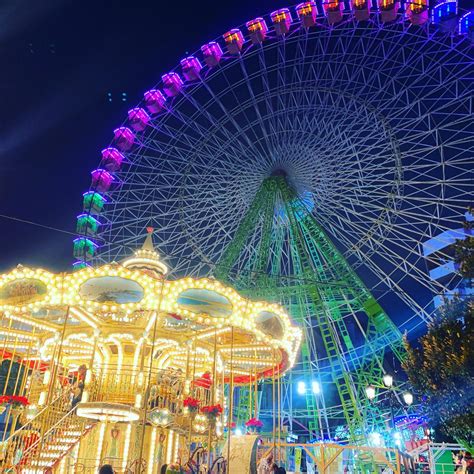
[3,389,70,445]
[20,405,84,460]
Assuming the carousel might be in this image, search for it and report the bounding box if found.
[0,230,301,473]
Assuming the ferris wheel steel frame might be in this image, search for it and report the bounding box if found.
[74,0,474,444]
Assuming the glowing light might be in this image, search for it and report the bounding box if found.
[95,422,106,470]
[312,381,321,394]
[365,385,376,400]
[382,374,393,388]
[148,427,157,474]
[297,381,306,395]
[369,431,383,447]
[235,428,243,436]
[403,392,414,406]
[77,403,140,422]
[122,424,132,471]
[166,430,174,464]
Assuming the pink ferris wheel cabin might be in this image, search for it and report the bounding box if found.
[246,18,268,44]
[128,107,150,132]
[101,148,123,172]
[91,169,114,193]
[296,2,318,28]
[271,9,292,35]
[162,72,184,97]
[144,89,166,114]
[201,42,223,68]
[113,126,135,151]
[323,0,344,24]
[180,56,203,81]
[223,29,244,55]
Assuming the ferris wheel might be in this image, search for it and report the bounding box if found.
[74,1,474,440]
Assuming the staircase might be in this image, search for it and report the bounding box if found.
[1,393,96,472]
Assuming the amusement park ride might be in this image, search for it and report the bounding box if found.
[1,0,473,472]
[0,233,301,472]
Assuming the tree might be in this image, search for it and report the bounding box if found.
[403,230,473,449]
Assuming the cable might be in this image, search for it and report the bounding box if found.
[0,214,77,237]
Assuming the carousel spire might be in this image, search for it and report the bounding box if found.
[122,227,168,277]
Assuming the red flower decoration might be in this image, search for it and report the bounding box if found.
[0,395,29,407]
[201,404,223,418]
[0,396,10,405]
[183,397,200,411]
[245,418,264,428]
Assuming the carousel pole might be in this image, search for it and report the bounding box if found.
[185,339,193,462]
[254,349,258,419]
[47,304,70,404]
[85,329,99,400]
[207,329,218,468]
[277,360,281,464]
[272,350,276,456]
[20,326,37,398]
[187,336,197,463]
[137,280,165,473]
[226,327,234,469]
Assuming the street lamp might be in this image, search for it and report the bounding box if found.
[383,374,394,388]
[403,391,414,406]
[365,385,376,400]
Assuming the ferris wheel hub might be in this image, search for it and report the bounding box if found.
[270,168,288,178]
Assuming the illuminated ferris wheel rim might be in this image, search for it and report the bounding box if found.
[74,1,473,330]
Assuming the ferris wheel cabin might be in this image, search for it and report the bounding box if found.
[128,107,150,132]
[101,147,124,172]
[144,89,167,114]
[246,18,268,43]
[180,56,203,81]
[296,2,318,27]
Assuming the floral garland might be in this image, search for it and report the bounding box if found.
[183,397,200,413]
[0,395,29,408]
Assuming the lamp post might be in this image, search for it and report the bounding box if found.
[365,375,414,447]
[383,374,396,430]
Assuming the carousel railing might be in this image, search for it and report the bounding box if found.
[84,365,214,418]
[3,405,95,471]
[0,388,71,462]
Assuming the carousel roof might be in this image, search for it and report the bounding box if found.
[0,232,301,383]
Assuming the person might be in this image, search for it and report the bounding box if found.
[99,465,115,474]
[160,465,168,474]
[276,468,286,474]
[454,451,465,472]
[463,452,474,474]
[71,364,87,409]
[257,452,274,474]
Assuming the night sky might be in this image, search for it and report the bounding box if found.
[1,0,473,277]
[0,0,298,272]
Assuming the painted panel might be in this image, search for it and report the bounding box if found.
[177,289,232,318]
[79,276,144,304]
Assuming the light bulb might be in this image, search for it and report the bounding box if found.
[365,385,376,400]
[382,374,394,388]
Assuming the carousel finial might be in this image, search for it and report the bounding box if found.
[122,228,168,277]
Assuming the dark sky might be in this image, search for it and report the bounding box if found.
[1,0,473,274]
[0,0,295,272]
